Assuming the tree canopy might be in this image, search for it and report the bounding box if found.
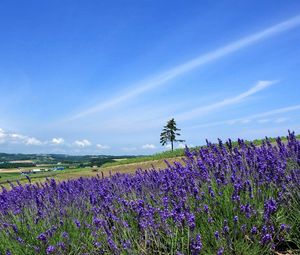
[160,118,185,151]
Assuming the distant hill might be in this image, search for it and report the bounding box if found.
[0,153,138,169]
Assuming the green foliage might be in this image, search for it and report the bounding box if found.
[0,153,129,166]
[102,148,186,167]
[160,118,185,151]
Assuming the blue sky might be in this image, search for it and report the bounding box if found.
[0,0,300,155]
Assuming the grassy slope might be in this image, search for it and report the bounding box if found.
[1,134,299,187]
[102,134,300,168]
[102,149,186,167]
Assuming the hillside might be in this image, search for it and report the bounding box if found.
[1,134,299,187]
[1,132,299,254]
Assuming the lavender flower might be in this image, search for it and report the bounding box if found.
[264,198,277,221]
[251,226,258,235]
[217,247,224,255]
[190,234,202,255]
[214,231,220,240]
[260,233,272,245]
[37,233,47,242]
[74,219,81,228]
[46,245,56,254]
[62,231,69,239]
[233,215,238,223]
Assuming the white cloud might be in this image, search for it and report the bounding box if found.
[165,144,171,149]
[51,137,65,145]
[25,137,42,146]
[9,133,26,140]
[0,130,6,138]
[74,139,91,148]
[177,143,186,149]
[0,129,6,144]
[96,144,110,150]
[142,144,156,149]
[0,129,43,146]
[68,14,300,120]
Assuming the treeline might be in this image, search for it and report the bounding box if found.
[0,162,36,169]
[75,158,116,168]
[0,153,135,166]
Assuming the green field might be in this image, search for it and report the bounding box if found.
[1,134,299,188]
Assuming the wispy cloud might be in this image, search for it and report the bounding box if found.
[257,119,271,124]
[245,104,300,119]
[188,104,300,129]
[84,80,276,133]
[175,80,276,121]
[274,117,288,123]
[68,14,300,120]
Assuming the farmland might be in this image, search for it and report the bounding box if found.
[0,132,299,254]
[0,159,183,188]
[1,134,298,187]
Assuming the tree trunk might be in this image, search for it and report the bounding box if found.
[171,141,173,151]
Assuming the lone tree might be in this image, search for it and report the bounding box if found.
[160,118,185,151]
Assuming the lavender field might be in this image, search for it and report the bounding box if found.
[0,132,299,255]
